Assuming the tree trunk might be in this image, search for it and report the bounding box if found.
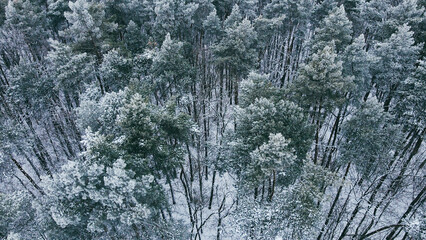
[11,157,45,195]
[317,162,351,240]
[268,170,276,201]
[208,170,216,209]
[384,185,426,240]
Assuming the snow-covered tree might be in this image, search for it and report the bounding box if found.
[99,49,132,92]
[373,23,421,111]
[124,20,148,54]
[61,0,117,60]
[4,0,50,58]
[291,43,354,114]
[395,59,426,128]
[46,40,96,106]
[342,34,378,102]
[1,0,424,238]
[35,152,178,239]
[311,5,353,53]
[339,98,403,178]
[214,7,258,79]
[146,33,195,99]
[246,133,297,188]
[0,191,36,239]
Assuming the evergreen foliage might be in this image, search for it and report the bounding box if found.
[0,1,424,239]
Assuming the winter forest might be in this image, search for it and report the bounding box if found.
[0,0,425,239]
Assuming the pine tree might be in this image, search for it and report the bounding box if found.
[211,0,234,20]
[239,72,280,108]
[214,5,258,77]
[358,0,424,43]
[34,89,193,238]
[0,0,425,238]
[99,49,132,92]
[311,5,353,53]
[258,0,314,46]
[190,0,215,32]
[214,6,258,104]
[223,4,242,27]
[76,87,125,134]
[7,60,55,115]
[341,34,378,102]
[262,0,314,29]
[246,133,297,188]
[47,0,70,33]
[118,92,192,176]
[291,43,354,114]
[203,8,222,43]
[5,0,50,59]
[147,33,195,99]
[46,40,96,107]
[35,155,171,239]
[124,20,148,54]
[290,43,353,164]
[62,0,117,60]
[395,59,426,128]
[373,23,421,112]
[229,97,313,177]
[312,0,338,27]
[339,98,403,179]
[284,162,337,238]
[152,0,198,40]
[0,191,35,239]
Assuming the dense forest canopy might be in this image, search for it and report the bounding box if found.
[0,0,425,239]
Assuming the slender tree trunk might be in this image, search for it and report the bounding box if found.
[180,167,194,226]
[314,101,323,164]
[197,141,204,204]
[317,162,351,240]
[16,146,41,180]
[208,170,216,209]
[268,170,276,201]
[383,84,398,112]
[11,157,45,195]
[14,174,35,198]
[187,143,194,182]
[166,174,176,205]
[384,185,426,240]
[322,107,342,168]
